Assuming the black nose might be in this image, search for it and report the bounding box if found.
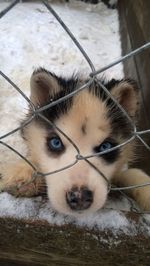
[66,187,93,211]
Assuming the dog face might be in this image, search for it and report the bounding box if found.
[24,68,139,216]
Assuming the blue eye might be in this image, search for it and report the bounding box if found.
[94,139,119,163]
[48,137,63,152]
[99,142,113,153]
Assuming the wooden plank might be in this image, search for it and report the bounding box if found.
[118,0,150,174]
[0,217,150,266]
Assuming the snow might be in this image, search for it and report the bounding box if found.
[0,192,137,235]
[0,0,149,235]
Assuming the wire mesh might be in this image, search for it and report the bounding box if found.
[0,0,150,214]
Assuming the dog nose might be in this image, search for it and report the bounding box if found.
[66,187,93,211]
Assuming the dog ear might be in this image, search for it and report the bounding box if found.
[110,79,140,118]
[30,68,61,106]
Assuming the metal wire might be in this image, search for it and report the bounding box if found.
[0,0,150,215]
[0,0,19,19]
[90,42,150,77]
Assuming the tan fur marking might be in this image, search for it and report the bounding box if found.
[21,90,127,215]
[111,81,139,117]
[113,168,150,211]
[81,117,88,135]
[30,71,61,105]
[0,159,45,197]
[1,76,148,215]
[57,91,111,147]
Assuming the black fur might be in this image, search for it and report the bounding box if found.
[22,70,138,146]
[88,78,138,139]
[33,69,79,123]
[93,139,120,164]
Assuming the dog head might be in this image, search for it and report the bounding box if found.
[24,68,139,216]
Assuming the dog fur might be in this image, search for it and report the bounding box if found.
[1,68,150,216]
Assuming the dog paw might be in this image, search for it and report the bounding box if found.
[135,185,150,211]
[0,161,45,197]
[0,174,5,193]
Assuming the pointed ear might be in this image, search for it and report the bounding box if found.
[30,68,61,106]
[110,79,140,118]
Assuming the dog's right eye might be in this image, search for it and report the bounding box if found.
[93,138,120,164]
[47,136,64,152]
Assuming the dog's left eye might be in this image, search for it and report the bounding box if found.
[99,142,113,152]
[94,141,113,155]
[94,139,120,163]
[47,136,64,152]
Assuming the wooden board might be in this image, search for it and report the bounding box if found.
[0,217,150,266]
[118,0,150,174]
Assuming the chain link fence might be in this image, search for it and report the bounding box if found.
[0,0,150,215]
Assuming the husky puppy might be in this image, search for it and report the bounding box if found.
[1,68,150,215]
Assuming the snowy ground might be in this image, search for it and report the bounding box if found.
[0,0,149,235]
